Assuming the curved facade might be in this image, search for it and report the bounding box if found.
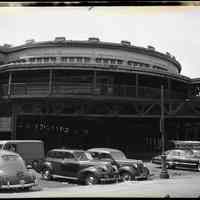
[0,37,199,154]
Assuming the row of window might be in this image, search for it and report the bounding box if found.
[7,56,168,72]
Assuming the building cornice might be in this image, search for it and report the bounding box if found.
[2,39,182,73]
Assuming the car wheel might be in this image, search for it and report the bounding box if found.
[120,171,132,182]
[84,173,98,185]
[42,168,52,180]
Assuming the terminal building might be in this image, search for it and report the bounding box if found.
[0,37,200,154]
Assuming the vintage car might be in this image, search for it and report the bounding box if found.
[0,140,45,172]
[41,149,120,185]
[87,148,150,181]
[0,150,38,190]
[152,149,200,171]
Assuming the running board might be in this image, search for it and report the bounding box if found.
[52,174,78,180]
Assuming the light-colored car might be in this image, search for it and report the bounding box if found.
[0,140,45,172]
[0,150,38,190]
[152,149,200,171]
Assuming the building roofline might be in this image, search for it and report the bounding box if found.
[2,39,182,73]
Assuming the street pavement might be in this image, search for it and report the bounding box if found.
[0,162,200,198]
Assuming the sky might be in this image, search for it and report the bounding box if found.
[0,6,200,78]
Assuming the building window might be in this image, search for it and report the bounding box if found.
[37,58,42,63]
[103,59,109,64]
[61,57,68,62]
[84,57,90,63]
[43,57,49,62]
[69,57,74,62]
[50,57,56,62]
[29,58,36,62]
[127,61,133,66]
[96,58,102,63]
[117,60,123,65]
[76,57,82,62]
[110,59,116,64]
[133,62,141,67]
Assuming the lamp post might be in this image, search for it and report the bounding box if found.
[159,85,170,179]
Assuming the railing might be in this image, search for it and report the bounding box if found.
[0,82,187,99]
[0,62,190,81]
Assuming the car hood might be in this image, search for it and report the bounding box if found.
[80,159,112,166]
[153,155,200,161]
[114,158,140,166]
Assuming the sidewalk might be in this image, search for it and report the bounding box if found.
[0,173,200,198]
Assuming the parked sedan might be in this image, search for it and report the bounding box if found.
[41,149,119,185]
[0,150,38,190]
[87,148,150,181]
[152,149,200,171]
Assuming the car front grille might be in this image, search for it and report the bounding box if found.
[137,163,145,173]
[0,174,34,186]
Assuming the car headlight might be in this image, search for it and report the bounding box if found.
[137,160,143,164]
[99,165,108,172]
[112,165,118,172]
[133,163,138,168]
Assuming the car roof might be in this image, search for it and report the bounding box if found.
[48,149,85,153]
[0,140,43,144]
[167,149,192,153]
[88,148,122,154]
[0,150,20,156]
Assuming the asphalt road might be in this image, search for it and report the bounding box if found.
[0,162,200,198]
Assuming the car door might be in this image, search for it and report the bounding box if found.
[175,151,197,170]
[61,152,80,178]
[47,151,64,175]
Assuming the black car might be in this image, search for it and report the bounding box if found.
[41,149,119,185]
[87,148,150,181]
[152,149,200,171]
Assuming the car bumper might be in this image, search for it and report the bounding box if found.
[135,173,149,180]
[0,179,38,189]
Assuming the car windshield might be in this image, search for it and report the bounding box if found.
[0,154,26,170]
[110,151,127,160]
[74,151,93,161]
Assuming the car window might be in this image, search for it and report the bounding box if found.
[4,143,17,152]
[169,150,180,156]
[89,152,100,159]
[99,153,111,159]
[47,151,56,158]
[1,154,19,161]
[64,152,75,159]
[110,151,126,160]
[54,151,64,159]
[74,151,93,161]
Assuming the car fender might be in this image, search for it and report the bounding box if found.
[119,165,137,176]
[78,166,100,180]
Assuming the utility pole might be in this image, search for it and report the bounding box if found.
[160,85,170,179]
